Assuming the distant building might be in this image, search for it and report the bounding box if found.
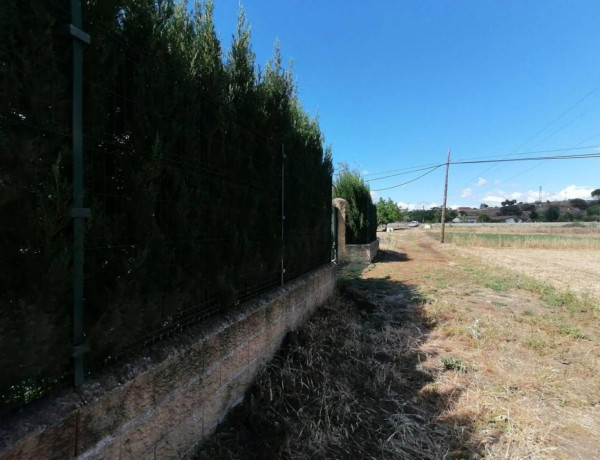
[503,217,523,224]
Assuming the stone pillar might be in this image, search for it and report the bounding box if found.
[332,198,346,262]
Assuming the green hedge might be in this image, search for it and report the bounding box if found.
[0,0,332,408]
[333,169,377,244]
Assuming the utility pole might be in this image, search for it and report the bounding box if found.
[440,149,451,244]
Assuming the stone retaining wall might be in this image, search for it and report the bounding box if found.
[0,264,336,460]
[344,239,379,263]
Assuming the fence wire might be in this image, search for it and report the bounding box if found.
[0,0,332,411]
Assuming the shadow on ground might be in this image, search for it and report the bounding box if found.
[195,263,485,459]
[372,249,410,263]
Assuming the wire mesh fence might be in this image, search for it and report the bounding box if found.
[0,0,333,410]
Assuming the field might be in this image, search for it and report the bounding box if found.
[429,224,600,299]
[440,232,600,250]
[197,229,600,459]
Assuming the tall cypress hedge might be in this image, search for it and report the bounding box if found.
[0,0,332,408]
[333,168,377,244]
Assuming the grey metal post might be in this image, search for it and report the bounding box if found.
[281,144,285,286]
[70,0,91,389]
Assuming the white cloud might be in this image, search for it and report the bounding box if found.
[481,190,522,206]
[396,201,439,211]
[548,185,595,201]
[460,187,473,198]
[479,186,595,207]
[480,194,505,206]
[476,177,487,187]
[396,201,415,210]
[522,189,544,203]
[370,191,379,202]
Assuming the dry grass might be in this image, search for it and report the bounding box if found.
[431,231,600,250]
[197,230,600,459]
[196,292,459,459]
[440,224,600,236]
[356,231,600,458]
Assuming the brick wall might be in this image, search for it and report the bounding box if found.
[0,264,336,460]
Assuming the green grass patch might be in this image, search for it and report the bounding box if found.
[553,324,587,339]
[442,357,468,372]
[522,337,548,355]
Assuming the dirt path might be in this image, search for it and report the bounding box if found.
[370,230,600,459]
[197,230,600,459]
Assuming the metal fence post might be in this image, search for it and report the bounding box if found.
[281,143,285,286]
[69,0,91,389]
[331,206,338,262]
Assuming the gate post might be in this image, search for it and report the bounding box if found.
[332,198,346,262]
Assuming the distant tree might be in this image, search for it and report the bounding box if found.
[530,210,539,221]
[447,208,458,221]
[376,198,388,227]
[458,210,467,217]
[521,203,536,211]
[587,205,600,217]
[501,199,517,207]
[480,203,489,209]
[592,189,600,201]
[333,167,376,244]
[477,214,491,223]
[498,205,522,217]
[376,197,402,228]
[544,205,560,222]
[561,212,575,222]
[569,198,588,210]
[407,209,430,223]
[432,207,457,223]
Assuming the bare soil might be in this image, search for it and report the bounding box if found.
[196,230,600,459]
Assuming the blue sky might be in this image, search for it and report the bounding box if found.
[211,1,600,209]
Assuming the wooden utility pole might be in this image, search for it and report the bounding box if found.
[440,149,451,243]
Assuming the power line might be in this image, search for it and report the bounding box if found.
[371,165,442,191]
[488,128,600,188]
[365,145,599,182]
[508,84,600,154]
[452,144,599,162]
[363,161,444,178]
[371,151,600,191]
[526,99,600,151]
[365,164,444,182]
[453,83,600,190]
[451,152,600,165]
